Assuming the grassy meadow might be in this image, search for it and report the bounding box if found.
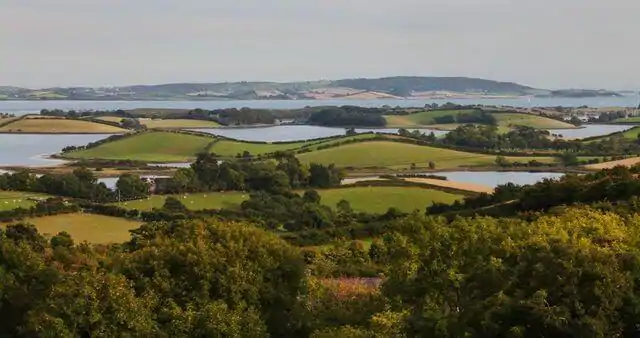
[317,186,462,213]
[64,131,213,162]
[209,134,377,157]
[584,126,640,143]
[138,118,221,129]
[492,113,575,129]
[0,191,51,211]
[0,118,126,133]
[209,140,308,157]
[613,117,640,123]
[1,213,142,243]
[114,186,461,214]
[384,110,475,126]
[115,192,249,211]
[297,141,558,169]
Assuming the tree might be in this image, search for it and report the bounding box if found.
[495,155,510,167]
[560,152,579,166]
[303,190,321,204]
[23,272,156,337]
[382,209,640,337]
[337,199,352,214]
[116,174,150,200]
[163,196,188,213]
[120,219,307,337]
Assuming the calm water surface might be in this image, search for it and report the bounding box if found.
[431,171,565,188]
[192,125,447,142]
[0,134,109,167]
[0,123,633,169]
[2,96,639,115]
[549,124,633,139]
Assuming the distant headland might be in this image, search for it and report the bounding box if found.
[0,76,626,101]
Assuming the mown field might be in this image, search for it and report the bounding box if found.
[384,110,575,129]
[64,131,213,162]
[0,191,51,211]
[209,134,377,157]
[584,126,640,142]
[613,117,640,123]
[115,186,461,214]
[0,118,126,133]
[1,213,142,243]
[492,113,575,129]
[297,141,558,169]
[209,140,308,157]
[95,116,126,123]
[384,110,475,126]
[138,118,221,129]
[317,186,462,213]
[115,192,248,211]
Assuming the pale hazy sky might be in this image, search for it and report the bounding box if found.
[2,0,638,89]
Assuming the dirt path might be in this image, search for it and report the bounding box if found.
[341,177,383,185]
[403,178,494,194]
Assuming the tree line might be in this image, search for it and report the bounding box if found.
[3,205,640,336]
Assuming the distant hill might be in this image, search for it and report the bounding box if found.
[0,76,621,101]
[333,76,536,96]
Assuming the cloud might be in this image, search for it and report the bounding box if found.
[1,0,639,89]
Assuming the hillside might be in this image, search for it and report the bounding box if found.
[334,76,536,96]
[296,141,558,169]
[2,76,609,101]
[0,117,126,134]
[63,131,214,162]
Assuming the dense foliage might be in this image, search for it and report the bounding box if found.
[0,169,150,202]
[427,165,640,217]
[159,152,344,194]
[4,206,640,336]
[307,106,386,127]
[401,124,640,156]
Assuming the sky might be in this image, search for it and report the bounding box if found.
[1,0,639,89]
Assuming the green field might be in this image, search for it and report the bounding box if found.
[297,141,558,169]
[64,131,214,162]
[1,213,142,243]
[492,113,575,129]
[612,117,640,123]
[138,118,221,129]
[0,118,126,133]
[209,134,377,157]
[384,110,474,126]
[385,110,575,129]
[115,186,461,214]
[95,116,126,123]
[318,186,462,213]
[584,126,640,143]
[210,140,308,157]
[0,191,51,211]
[115,192,249,211]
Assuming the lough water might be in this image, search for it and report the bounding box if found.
[1,96,639,115]
[0,134,109,167]
[192,125,447,142]
[431,171,566,188]
[549,124,633,139]
[0,124,634,168]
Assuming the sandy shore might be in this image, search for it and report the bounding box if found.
[341,176,493,193]
[403,178,494,194]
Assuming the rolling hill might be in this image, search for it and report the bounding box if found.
[3,76,608,101]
